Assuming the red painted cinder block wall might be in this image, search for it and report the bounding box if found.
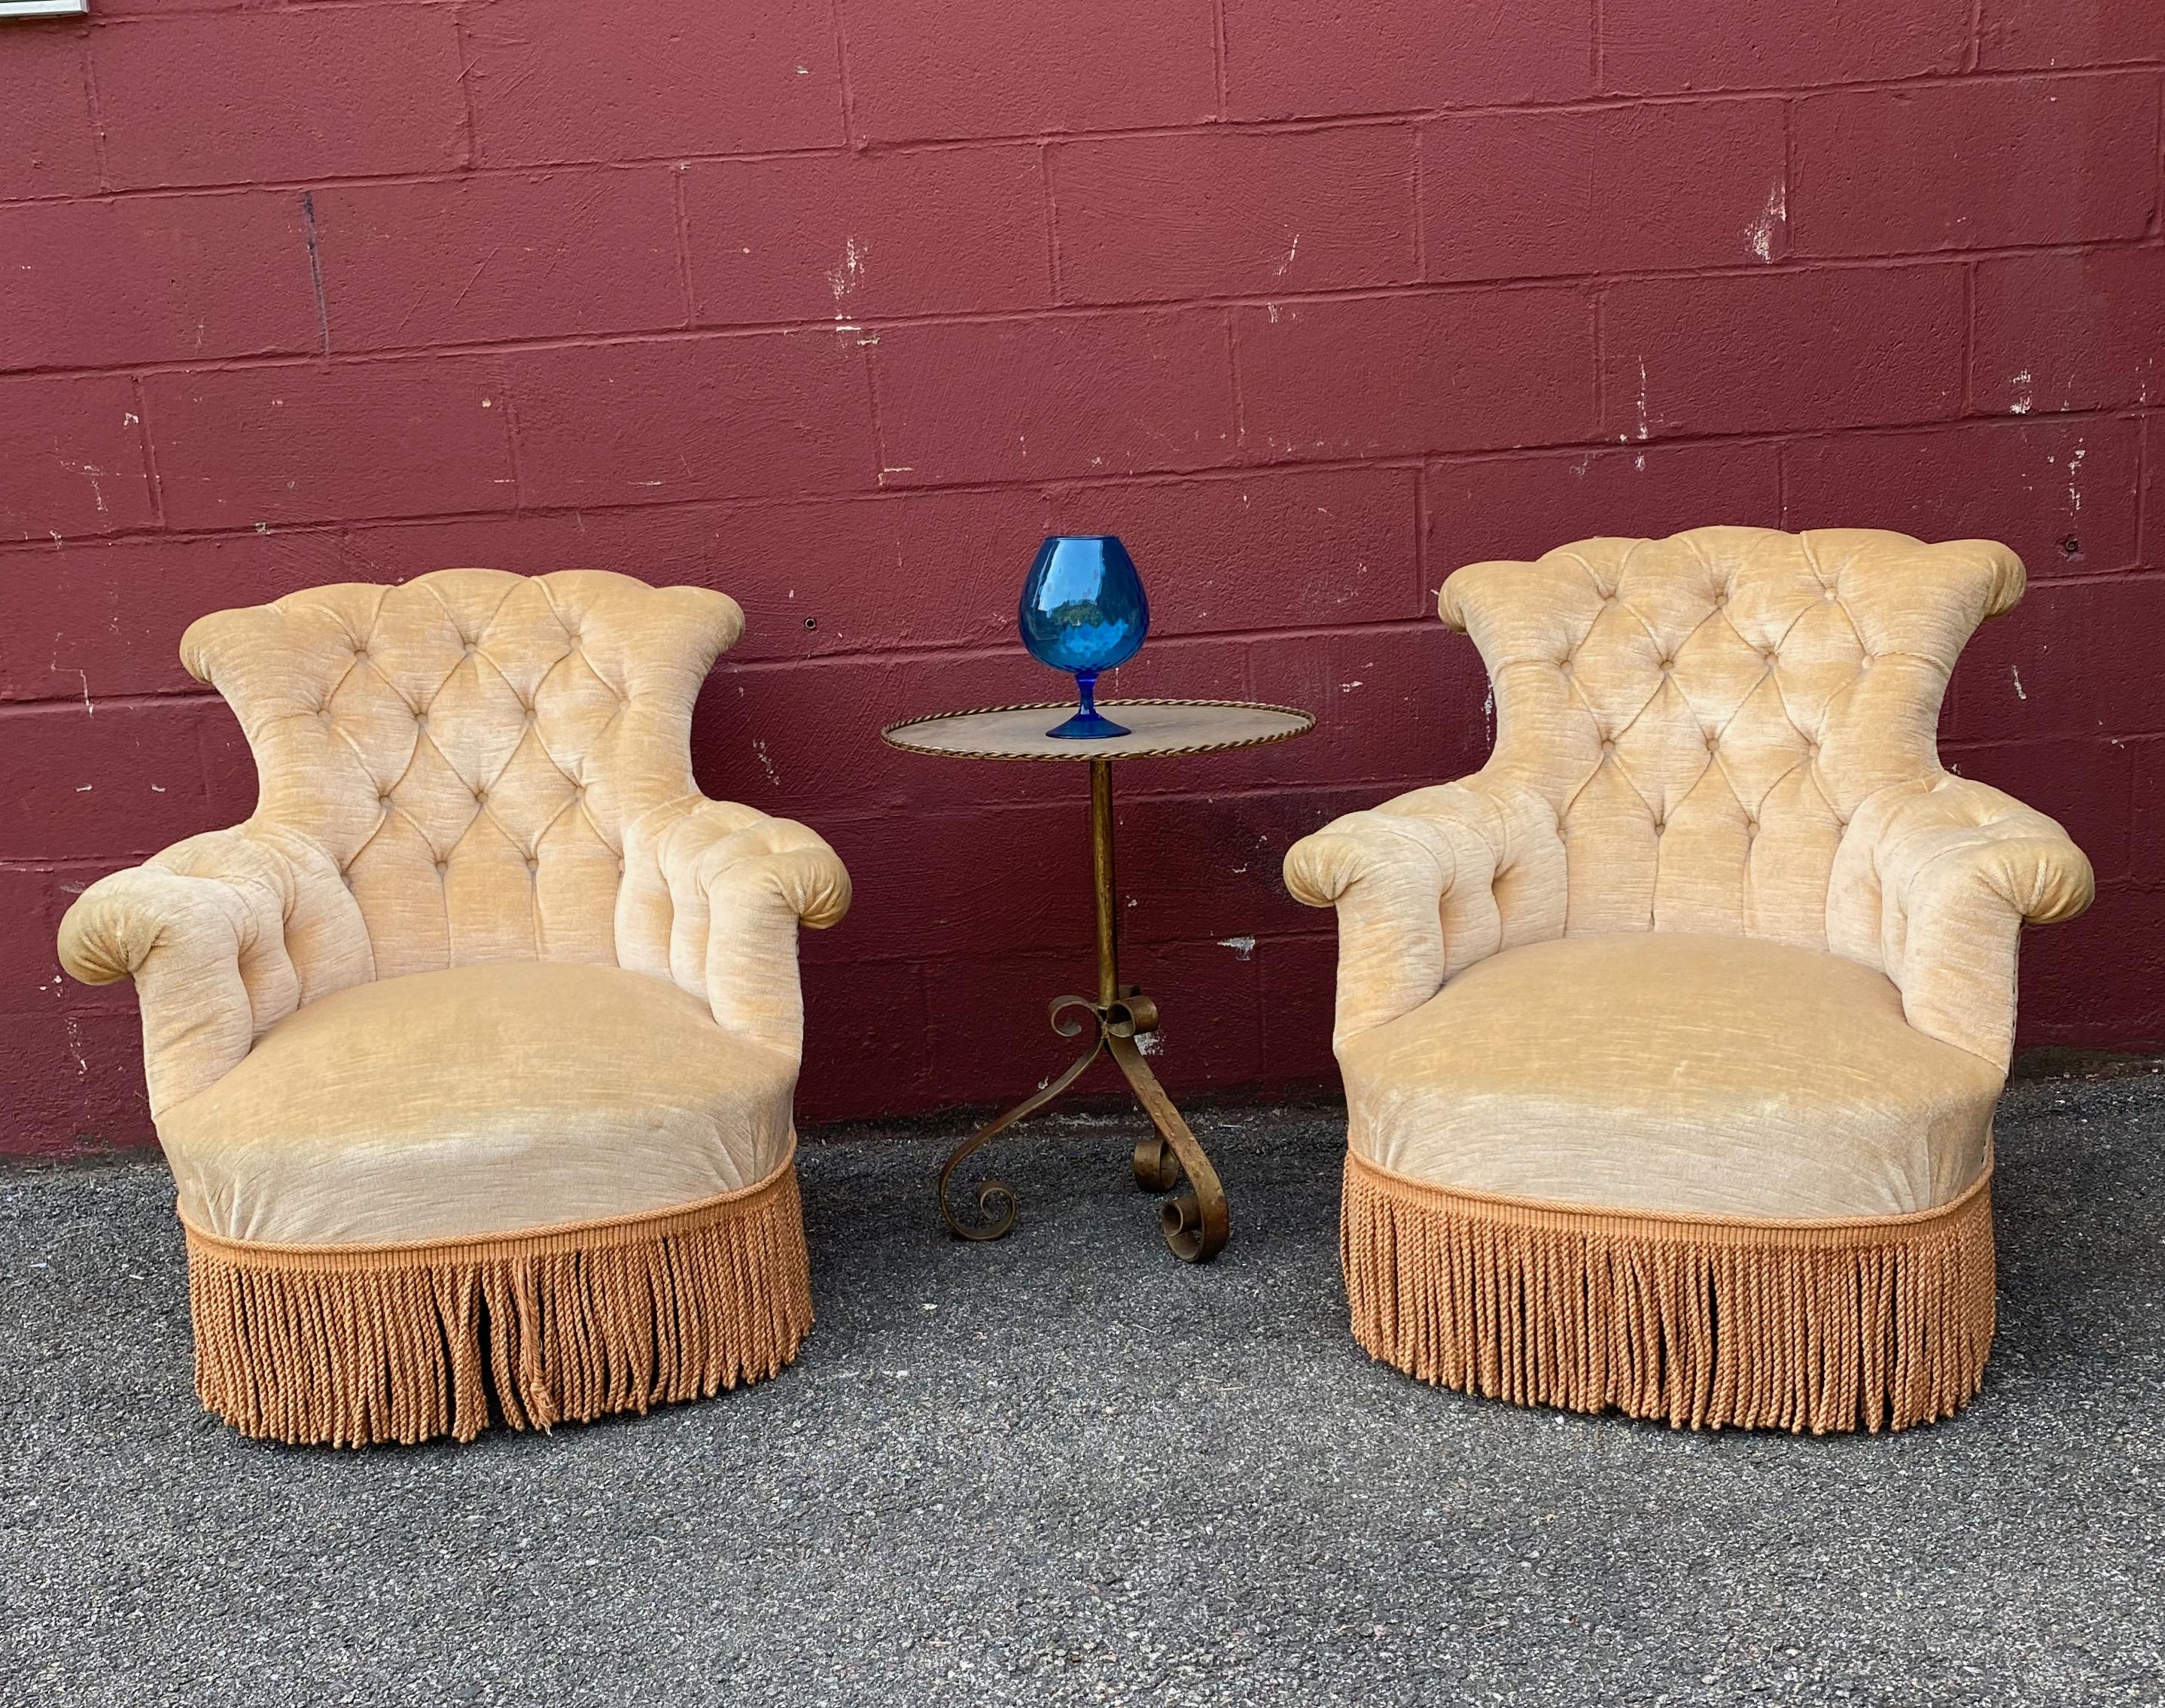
[2,1,2161,1155]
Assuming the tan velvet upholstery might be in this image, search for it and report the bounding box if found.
[162,963,799,1245]
[1340,933,2005,1219]
[1287,528,2092,1430]
[58,568,846,1443]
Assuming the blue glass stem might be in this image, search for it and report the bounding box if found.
[1046,668,1131,740]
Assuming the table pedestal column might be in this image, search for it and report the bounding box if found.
[935,758,1231,1263]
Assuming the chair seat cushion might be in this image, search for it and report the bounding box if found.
[159,962,797,1246]
[1338,933,2004,1220]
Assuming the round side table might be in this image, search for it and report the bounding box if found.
[882,697,1315,1263]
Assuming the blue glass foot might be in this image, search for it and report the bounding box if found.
[1046,708,1131,740]
[1046,668,1128,738]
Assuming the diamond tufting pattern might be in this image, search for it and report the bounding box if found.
[180,568,742,982]
[1436,525,2026,948]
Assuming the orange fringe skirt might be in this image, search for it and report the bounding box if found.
[1341,1149,1995,1433]
[181,1155,813,1448]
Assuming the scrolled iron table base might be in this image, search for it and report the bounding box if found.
[934,980,1229,1262]
[885,701,1313,1265]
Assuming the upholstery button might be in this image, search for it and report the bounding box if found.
[376,792,391,807]
[1558,659,1573,677]
[1658,657,1674,672]
[434,859,449,878]
[473,785,487,802]
[1599,737,1615,753]
[1822,587,1838,601]
[524,856,539,875]
[1713,591,1728,607]
[1653,819,1667,835]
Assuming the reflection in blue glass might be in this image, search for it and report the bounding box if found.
[1018,534,1150,739]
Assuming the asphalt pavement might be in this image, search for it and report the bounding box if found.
[2,1076,2160,1706]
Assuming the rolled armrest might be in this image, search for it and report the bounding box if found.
[1832,775,2093,1067]
[1283,779,1539,1046]
[619,798,851,1060]
[58,827,364,1117]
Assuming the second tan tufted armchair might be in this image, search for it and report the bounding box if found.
[1286,528,2091,1433]
[59,569,849,1447]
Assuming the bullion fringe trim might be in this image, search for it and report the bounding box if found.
[181,1155,813,1448]
[1341,1149,1996,1434]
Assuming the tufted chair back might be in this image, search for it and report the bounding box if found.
[1439,527,2023,949]
[183,568,741,983]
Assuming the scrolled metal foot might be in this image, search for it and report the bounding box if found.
[939,1171,1019,1242]
[1161,1192,1210,1262]
[1131,1135,1180,1192]
[1104,1028,1230,1264]
[935,1002,1107,1244]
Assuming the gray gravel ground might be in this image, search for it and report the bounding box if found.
[2,1078,2161,1707]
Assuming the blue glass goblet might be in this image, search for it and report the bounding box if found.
[1018,534,1149,739]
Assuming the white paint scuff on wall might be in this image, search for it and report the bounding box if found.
[828,237,864,312]
[1747,183,1786,263]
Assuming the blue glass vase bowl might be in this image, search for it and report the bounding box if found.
[1018,534,1149,739]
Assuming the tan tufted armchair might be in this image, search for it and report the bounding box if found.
[59,569,849,1447]
[1286,528,2092,1433]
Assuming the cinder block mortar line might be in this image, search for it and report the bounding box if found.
[21,242,2165,387]
[449,2,480,172]
[125,373,162,528]
[498,372,530,510]
[1776,94,1794,266]
[799,929,1342,973]
[0,610,1453,714]
[1039,145,1064,304]
[1221,309,1246,449]
[1959,259,1978,416]
[0,856,138,876]
[2147,66,2165,236]
[75,27,108,196]
[0,690,222,721]
[1589,283,1607,427]
[3,407,2154,565]
[1943,732,2157,754]
[668,164,696,327]
[24,64,2163,212]
[11,559,2158,712]
[858,328,894,489]
[1210,0,1230,120]
[2139,406,2157,547]
[824,0,860,149]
